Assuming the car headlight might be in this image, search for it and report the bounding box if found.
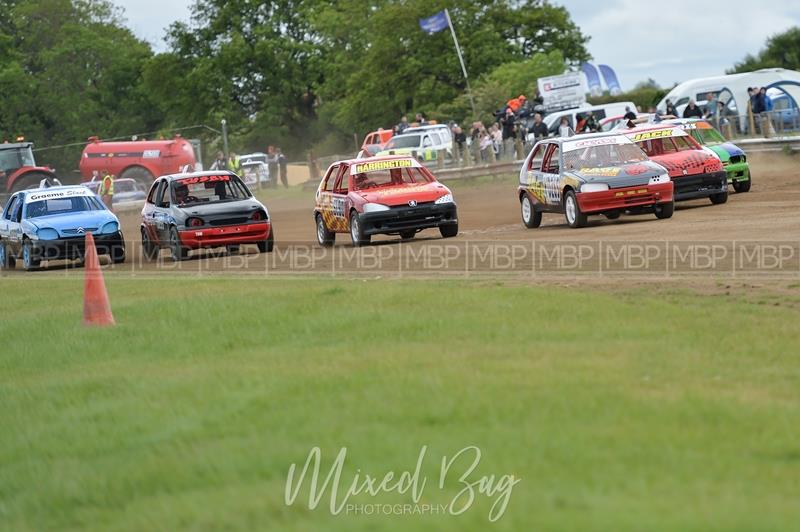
[101,221,119,234]
[580,183,609,193]
[648,173,670,185]
[435,193,454,204]
[363,203,390,213]
[36,228,60,240]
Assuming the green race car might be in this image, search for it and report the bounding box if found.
[665,119,751,193]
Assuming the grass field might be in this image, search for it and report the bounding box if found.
[1,277,800,531]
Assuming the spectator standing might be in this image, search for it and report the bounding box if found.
[228,151,241,175]
[530,113,549,141]
[683,99,703,119]
[623,106,637,121]
[397,115,410,134]
[452,125,467,162]
[99,170,114,210]
[415,113,427,126]
[500,108,516,159]
[704,92,719,123]
[308,150,320,182]
[266,145,279,188]
[210,151,228,171]
[277,148,289,188]
[558,116,574,137]
[665,99,677,117]
[490,123,503,157]
[584,111,598,132]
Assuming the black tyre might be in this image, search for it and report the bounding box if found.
[169,226,189,261]
[349,211,370,247]
[141,228,159,261]
[226,245,241,255]
[399,230,416,240]
[710,190,728,204]
[22,239,41,271]
[120,166,154,188]
[257,228,275,253]
[654,201,674,219]
[733,179,751,193]
[0,240,16,270]
[316,215,334,247]
[10,171,54,193]
[439,223,459,238]
[605,210,621,220]
[563,190,587,228]
[520,194,542,228]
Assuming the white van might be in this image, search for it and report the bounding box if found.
[376,124,453,161]
[541,101,638,137]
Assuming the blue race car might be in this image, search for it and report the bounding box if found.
[0,185,125,271]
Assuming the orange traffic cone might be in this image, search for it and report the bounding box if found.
[83,232,115,326]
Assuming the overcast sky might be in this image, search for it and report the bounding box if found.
[117,0,800,90]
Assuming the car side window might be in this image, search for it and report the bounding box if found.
[11,196,24,222]
[334,165,350,194]
[146,181,159,204]
[528,144,546,171]
[155,180,170,207]
[543,145,560,174]
[3,195,19,220]
[321,165,338,192]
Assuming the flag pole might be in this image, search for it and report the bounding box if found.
[445,8,477,119]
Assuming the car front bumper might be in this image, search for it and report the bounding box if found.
[577,182,674,214]
[724,161,750,184]
[31,232,125,261]
[673,170,727,201]
[359,203,458,236]
[178,222,271,249]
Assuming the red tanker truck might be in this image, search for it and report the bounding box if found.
[79,135,197,185]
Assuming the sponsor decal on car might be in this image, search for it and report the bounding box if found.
[25,188,92,203]
[353,159,414,173]
[629,129,676,141]
[579,167,621,176]
[564,136,630,151]
[177,175,231,185]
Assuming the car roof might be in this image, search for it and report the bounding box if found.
[21,185,91,195]
[401,125,448,133]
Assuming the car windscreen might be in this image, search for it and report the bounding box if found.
[385,135,421,149]
[26,196,104,218]
[171,174,251,206]
[635,135,696,156]
[563,143,647,170]
[692,127,726,145]
[353,167,432,190]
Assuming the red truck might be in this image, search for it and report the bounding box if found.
[79,136,197,186]
[0,141,58,195]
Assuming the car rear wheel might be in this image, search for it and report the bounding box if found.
[257,228,274,253]
[710,190,728,204]
[733,179,751,193]
[400,230,416,240]
[22,239,40,271]
[521,194,542,228]
[0,240,15,270]
[439,223,459,238]
[169,226,188,261]
[141,228,159,261]
[564,190,587,228]
[654,201,675,219]
[316,215,334,247]
[349,211,370,247]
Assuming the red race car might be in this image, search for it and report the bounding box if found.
[622,125,728,205]
[314,156,458,246]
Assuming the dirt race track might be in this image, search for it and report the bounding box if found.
[14,152,800,282]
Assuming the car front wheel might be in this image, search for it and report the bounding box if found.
[22,239,41,271]
[710,190,728,204]
[733,179,751,193]
[654,201,675,219]
[564,190,587,228]
[0,240,16,270]
[349,212,370,247]
[257,227,275,253]
[169,226,189,261]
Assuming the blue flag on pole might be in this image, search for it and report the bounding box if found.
[599,65,623,96]
[419,10,449,34]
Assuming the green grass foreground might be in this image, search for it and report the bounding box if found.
[1,278,799,531]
